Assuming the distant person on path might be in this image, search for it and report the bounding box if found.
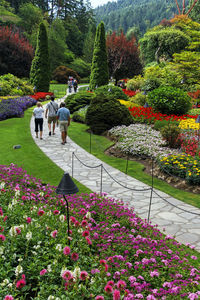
[45,95,58,136]
[68,79,72,93]
[73,79,78,93]
[33,102,44,140]
[57,102,70,145]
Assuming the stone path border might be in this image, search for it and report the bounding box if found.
[30,92,200,252]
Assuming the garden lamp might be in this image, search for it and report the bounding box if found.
[56,172,79,244]
[143,102,149,108]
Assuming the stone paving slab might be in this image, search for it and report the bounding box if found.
[30,95,200,252]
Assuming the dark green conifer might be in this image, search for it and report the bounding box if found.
[30,22,50,92]
[89,22,109,90]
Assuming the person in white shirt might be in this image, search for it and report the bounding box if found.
[33,102,44,140]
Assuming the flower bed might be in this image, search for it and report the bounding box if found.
[129,107,197,124]
[29,92,54,101]
[0,96,37,121]
[0,164,199,299]
[122,89,137,97]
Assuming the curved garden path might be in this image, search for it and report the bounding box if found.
[30,90,200,252]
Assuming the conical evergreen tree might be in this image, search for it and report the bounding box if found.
[30,22,50,92]
[89,21,109,90]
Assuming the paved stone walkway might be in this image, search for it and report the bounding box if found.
[30,93,200,252]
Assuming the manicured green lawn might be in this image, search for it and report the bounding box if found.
[49,83,67,99]
[68,122,200,209]
[0,107,91,193]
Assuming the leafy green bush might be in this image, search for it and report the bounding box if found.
[95,85,128,100]
[126,75,144,91]
[72,106,88,123]
[52,66,80,84]
[0,73,33,96]
[69,58,91,78]
[161,124,181,148]
[189,108,200,116]
[154,119,179,131]
[65,91,94,113]
[130,92,146,106]
[147,86,192,115]
[141,77,161,92]
[85,93,133,134]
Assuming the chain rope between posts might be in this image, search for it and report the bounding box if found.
[72,152,200,217]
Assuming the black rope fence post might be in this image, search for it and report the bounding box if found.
[72,152,74,178]
[125,155,129,174]
[147,158,154,222]
[63,195,70,245]
[100,164,103,195]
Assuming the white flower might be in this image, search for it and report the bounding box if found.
[0,181,5,189]
[8,283,13,288]
[15,190,20,197]
[8,203,13,210]
[86,211,91,219]
[39,192,44,196]
[0,246,4,255]
[73,266,81,280]
[47,265,52,272]
[53,260,57,265]
[18,258,23,262]
[78,228,83,234]
[26,231,32,240]
[90,277,95,284]
[59,214,65,222]
[47,296,55,300]
[1,278,9,286]
[47,211,52,216]
[15,265,23,276]
[56,244,62,252]
[13,253,16,259]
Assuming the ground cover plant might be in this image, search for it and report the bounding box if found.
[0,164,200,299]
[0,74,33,96]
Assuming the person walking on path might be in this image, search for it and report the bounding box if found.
[57,102,70,145]
[45,95,58,136]
[73,79,78,93]
[33,101,44,140]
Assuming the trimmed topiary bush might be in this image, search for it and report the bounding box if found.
[147,86,192,115]
[52,66,80,84]
[95,85,128,100]
[85,93,133,134]
[130,92,147,106]
[65,91,95,113]
[127,75,145,91]
[0,73,33,96]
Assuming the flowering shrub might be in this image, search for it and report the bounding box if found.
[179,132,200,158]
[0,164,200,299]
[159,154,200,185]
[0,96,37,121]
[29,92,54,101]
[122,89,136,97]
[179,118,200,130]
[108,124,178,159]
[128,106,195,124]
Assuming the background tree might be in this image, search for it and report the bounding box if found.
[189,0,200,22]
[0,26,33,77]
[106,31,142,84]
[89,21,109,90]
[30,22,50,92]
[82,21,96,63]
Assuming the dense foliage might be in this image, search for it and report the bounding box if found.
[0,26,33,77]
[52,66,80,84]
[85,94,133,134]
[95,85,128,101]
[1,164,199,299]
[89,22,109,90]
[0,73,33,96]
[30,22,50,92]
[65,91,95,113]
[147,86,192,115]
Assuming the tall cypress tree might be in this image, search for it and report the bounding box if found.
[30,22,50,92]
[89,21,109,90]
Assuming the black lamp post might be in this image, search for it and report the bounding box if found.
[56,172,79,244]
[143,102,149,108]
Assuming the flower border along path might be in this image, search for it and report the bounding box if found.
[30,96,200,252]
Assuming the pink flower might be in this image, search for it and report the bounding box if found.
[40,269,47,276]
[150,270,159,278]
[82,230,90,237]
[53,210,60,215]
[0,234,6,241]
[191,256,197,260]
[100,259,107,265]
[95,296,104,300]
[107,280,114,286]
[70,216,76,223]
[80,208,86,215]
[147,296,156,300]
[16,279,26,289]
[71,252,79,261]
[51,230,58,238]
[85,237,92,245]
[26,217,32,223]
[4,296,14,300]
[113,289,120,300]
[38,209,45,216]
[116,280,126,290]
[63,246,71,255]
[62,270,73,281]
[74,220,80,227]
[80,271,88,280]
[81,220,88,227]
[104,284,113,294]
[16,228,21,235]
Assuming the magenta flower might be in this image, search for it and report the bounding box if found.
[82,230,90,237]
[40,269,47,276]
[53,209,60,215]
[113,289,120,300]
[81,220,88,227]
[62,270,73,281]
[51,230,58,238]
[95,296,104,300]
[191,256,197,260]
[16,228,21,235]
[71,252,79,261]
[4,296,14,300]
[37,209,45,216]
[85,236,92,245]
[116,280,126,290]
[150,270,159,277]
[26,217,32,223]
[16,279,26,289]
[80,271,88,280]
[0,234,6,241]
[80,208,86,215]
[63,246,71,255]
[104,284,113,294]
